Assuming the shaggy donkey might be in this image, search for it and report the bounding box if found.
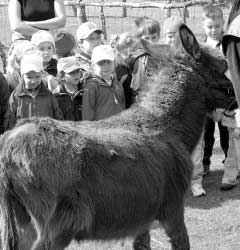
[0,24,234,250]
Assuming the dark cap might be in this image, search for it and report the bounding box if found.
[55,31,76,58]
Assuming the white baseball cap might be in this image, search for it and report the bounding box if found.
[76,22,103,40]
[20,54,44,75]
[31,30,55,48]
[91,45,115,64]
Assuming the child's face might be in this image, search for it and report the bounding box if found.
[38,42,54,63]
[141,32,160,44]
[23,71,42,90]
[80,32,102,55]
[164,32,176,46]
[64,69,82,85]
[93,60,114,79]
[203,17,224,40]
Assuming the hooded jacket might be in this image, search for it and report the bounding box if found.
[53,83,83,121]
[4,80,63,129]
[82,73,125,121]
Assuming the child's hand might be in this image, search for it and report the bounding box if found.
[47,75,58,92]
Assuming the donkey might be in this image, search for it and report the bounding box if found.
[0,24,234,250]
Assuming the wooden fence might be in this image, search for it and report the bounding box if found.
[65,0,231,39]
[0,0,231,45]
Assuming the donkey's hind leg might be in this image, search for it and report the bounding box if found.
[161,204,190,250]
[34,194,93,250]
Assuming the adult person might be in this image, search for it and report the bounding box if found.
[8,0,66,42]
[222,0,240,107]
[221,0,240,190]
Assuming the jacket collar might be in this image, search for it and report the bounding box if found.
[55,83,83,98]
[85,73,118,87]
[16,80,49,97]
[203,32,224,47]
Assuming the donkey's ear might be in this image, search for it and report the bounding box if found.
[177,23,201,60]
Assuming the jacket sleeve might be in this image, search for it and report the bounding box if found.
[225,36,240,108]
[82,81,97,121]
[51,94,64,120]
[0,73,10,133]
[4,91,17,130]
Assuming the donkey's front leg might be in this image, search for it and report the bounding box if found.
[161,205,190,250]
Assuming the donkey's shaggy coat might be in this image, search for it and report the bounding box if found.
[0,24,234,250]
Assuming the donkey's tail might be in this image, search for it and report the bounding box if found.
[0,181,31,250]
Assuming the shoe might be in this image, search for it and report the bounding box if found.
[203,164,210,177]
[191,184,206,197]
[220,182,237,191]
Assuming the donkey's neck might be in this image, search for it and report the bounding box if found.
[135,71,207,153]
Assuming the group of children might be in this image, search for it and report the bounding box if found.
[0,4,238,197]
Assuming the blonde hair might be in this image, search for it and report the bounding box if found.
[134,17,160,38]
[202,4,224,21]
[110,32,138,52]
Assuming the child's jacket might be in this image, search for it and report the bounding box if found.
[4,81,63,129]
[53,83,83,121]
[44,58,58,76]
[82,73,125,121]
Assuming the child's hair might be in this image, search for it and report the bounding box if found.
[134,17,160,38]
[202,4,224,21]
[110,32,139,67]
[110,32,138,52]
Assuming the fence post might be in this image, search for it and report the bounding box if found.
[100,0,107,39]
[122,0,127,17]
[166,0,172,17]
[78,0,87,23]
[72,5,77,17]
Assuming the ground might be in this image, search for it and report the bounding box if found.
[65,128,240,250]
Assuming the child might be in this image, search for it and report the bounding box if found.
[191,5,228,196]
[201,5,229,177]
[55,31,76,58]
[4,53,63,130]
[31,30,59,91]
[6,40,38,92]
[163,16,183,46]
[110,32,137,108]
[82,45,125,121]
[53,56,84,121]
[75,21,104,72]
[31,30,57,76]
[130,17,161,93]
